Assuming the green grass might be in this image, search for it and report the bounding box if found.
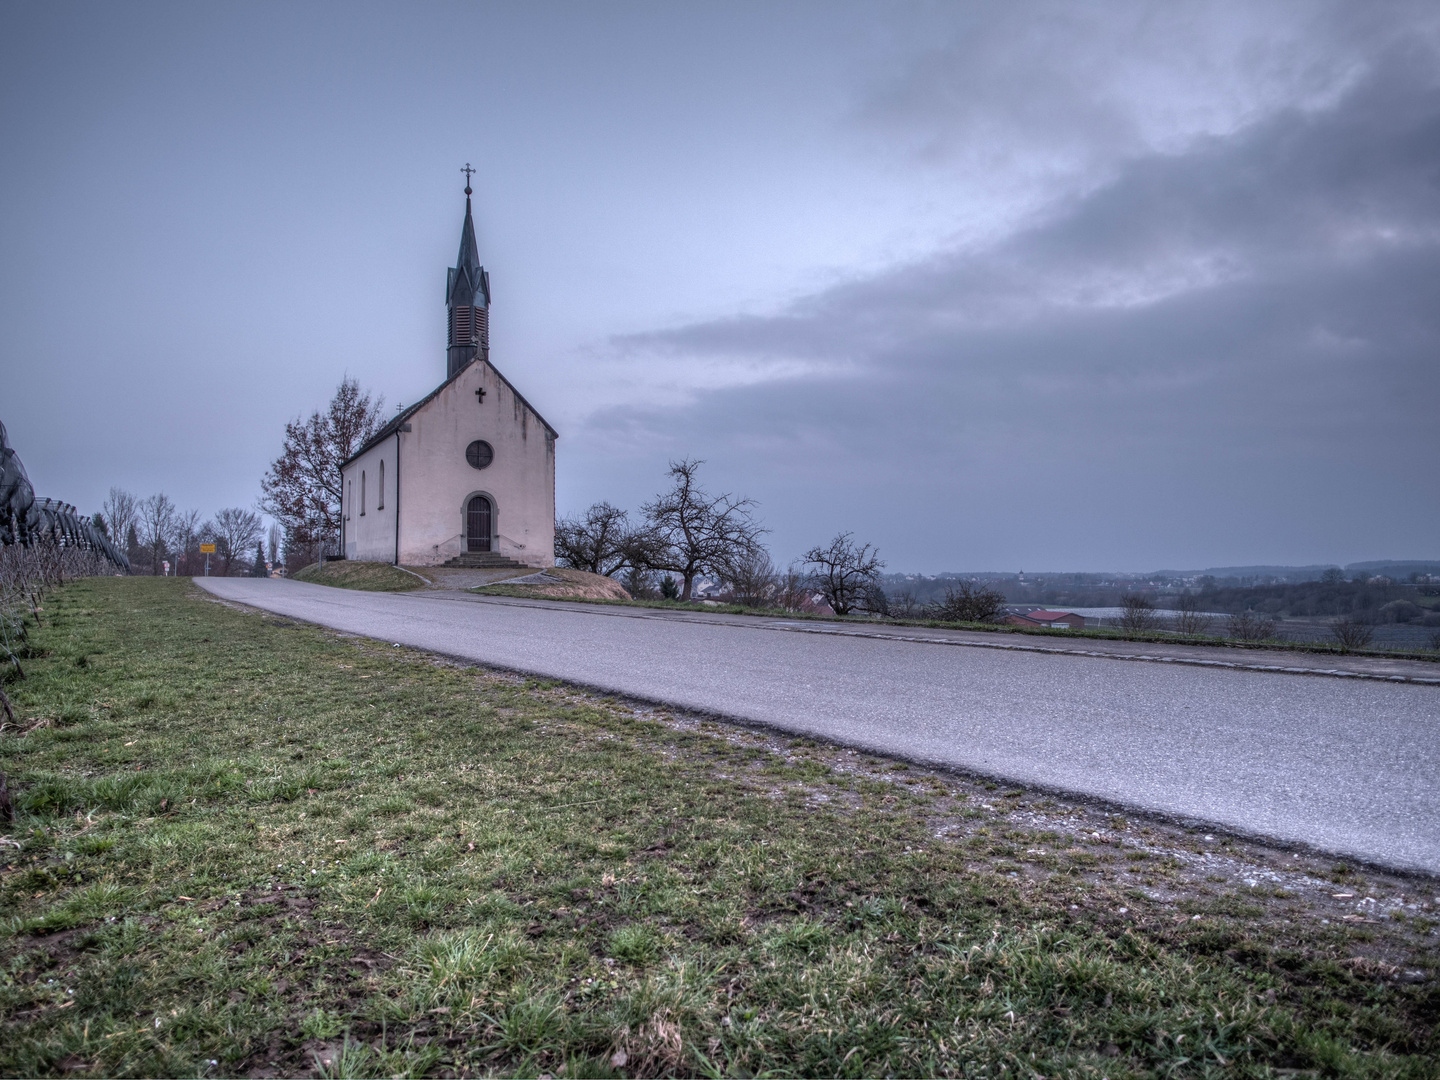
[0,578,1436,1077]
[293,560,425,591]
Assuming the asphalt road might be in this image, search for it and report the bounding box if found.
[196,577,1440,874]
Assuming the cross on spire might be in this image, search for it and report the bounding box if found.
[461,163,475,195]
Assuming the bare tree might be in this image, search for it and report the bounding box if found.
[260,377,385,554]
[775,565,811,612]
[1173,590,1212,637]
[173,508,202,576]
[803,532,885,616]
[890,590,924,619]
[641,459,766,601]
[723,547,780,608]
[1330,616,1374,651]
[267,523,282,569]
[138,494,176,576]
[930,580,1006,623]
[1117,593,1159,634]
[102,488,138,550]
[555,502,637,576]
[1226,611,1278,641]
[213,507,263,576]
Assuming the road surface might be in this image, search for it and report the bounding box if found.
[196,577,1440,874]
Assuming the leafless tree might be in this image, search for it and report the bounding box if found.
[213,507,263,576]
[173,508,202,576]
[641,459,766,601]
[930,580,1006,623]
[267,523,282,568]
[1173,590,1212,637]
[102,487,138,550]
[1330,616,1374,651]
[775,565,811,612]
[138,493,176,576]
[260,377,385,554]
[723,547,780,608]
[1118,593,1159,634]
[1226,611,1278,641]
[889,590,924,619]
[803,532,885,616]
[555,502,638,576]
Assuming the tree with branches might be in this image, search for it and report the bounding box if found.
[102,488,138,550]
[138,493,176,576]
[173,508,202,575]
[802,532,885,616]
[260,377,384,557]
[1117,593,1159,634]
[555,502,640,577]
[212,507,264,576]
[930,580,1007,623]
[640,460,765,601]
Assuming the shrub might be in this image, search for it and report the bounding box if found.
[930,581,1006,623]
[1226,612,1277,641]
[1118,594,1159,634]
[1330,617,1374,651]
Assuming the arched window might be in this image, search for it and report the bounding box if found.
[377,460,385,510]
[360,471,366,516]
[346,480,352,520]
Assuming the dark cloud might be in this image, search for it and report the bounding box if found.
[579,50,1440,570]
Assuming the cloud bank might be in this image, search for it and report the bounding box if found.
[577,41,1440,571]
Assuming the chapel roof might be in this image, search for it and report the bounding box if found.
[341,359,557,469]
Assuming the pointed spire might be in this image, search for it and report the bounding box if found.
[447,166,491,378]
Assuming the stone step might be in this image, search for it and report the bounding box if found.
[442,553,527,569]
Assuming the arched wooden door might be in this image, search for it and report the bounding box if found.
[466,496,492,552]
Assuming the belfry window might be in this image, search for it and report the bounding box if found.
[378,461,385,510]
[361,471,366,516]
[346,480,352,521]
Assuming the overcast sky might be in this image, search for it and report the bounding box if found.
[3,1,1437,572]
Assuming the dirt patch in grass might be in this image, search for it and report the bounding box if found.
[293,561,425,592]
[476,567,632,601]
[0,577,1435,1077]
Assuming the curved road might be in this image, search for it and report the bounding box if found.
[197,578,1440,874]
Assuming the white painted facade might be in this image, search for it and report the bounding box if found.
[339,358,556,567]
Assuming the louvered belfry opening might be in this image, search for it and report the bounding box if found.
[447,306,490,352]
[449,305,474,349]
[466,496,492,552]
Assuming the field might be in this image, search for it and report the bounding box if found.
[0,578,1436,1077]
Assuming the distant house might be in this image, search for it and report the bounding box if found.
[1002,608,1085,629]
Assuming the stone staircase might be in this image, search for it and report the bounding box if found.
[442,552,528,569]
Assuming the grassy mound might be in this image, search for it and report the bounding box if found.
[0,577,1434,1077]
[292,560,425,591]
[476,566,631,601]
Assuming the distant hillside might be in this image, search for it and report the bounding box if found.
[895,561,1440,583]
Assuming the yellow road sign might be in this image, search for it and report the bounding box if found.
[200,543,216,554]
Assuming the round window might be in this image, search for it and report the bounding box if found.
[465,440,494,470]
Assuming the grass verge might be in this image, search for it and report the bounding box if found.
[292,561,425,592]
[0,577,1436,1077]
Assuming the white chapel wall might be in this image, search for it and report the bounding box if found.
[398,360,555,567]
[341,438,398,562]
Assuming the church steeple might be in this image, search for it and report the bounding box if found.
[446,165,491,379]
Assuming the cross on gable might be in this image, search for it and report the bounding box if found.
[475,386,486,404]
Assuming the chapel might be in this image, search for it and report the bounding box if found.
[339,178,557,568]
